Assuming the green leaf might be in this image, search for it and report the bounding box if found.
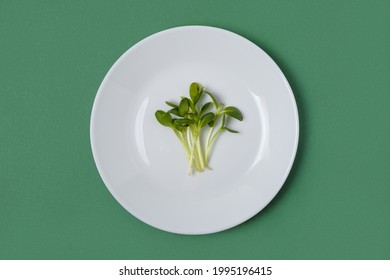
[188,113,199,122]
[208,114,218,127]
[200,112,215,128]
[200,102,212,116]
[178,98,190,116]
[189,82,203,105]
[155,110,172,127]
[224,127,239,133]
[165,101,178,108]
[189,99,197,114]
[189,82,199,102]
[221,106,243,121]
[168,108,181,116]
[173,121,185,132]
[174,118,195,126]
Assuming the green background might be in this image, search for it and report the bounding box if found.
[1,1,389,259]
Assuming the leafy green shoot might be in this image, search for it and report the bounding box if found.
[155,82,243,175]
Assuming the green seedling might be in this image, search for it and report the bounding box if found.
[155,82,243,175]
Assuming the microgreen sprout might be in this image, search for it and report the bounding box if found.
[155,82,243,175]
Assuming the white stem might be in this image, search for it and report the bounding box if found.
[205,128,223,164]
[205,126,214,165]
[186,127,192,149]
[196,136,205,170]
[187,129,199,175]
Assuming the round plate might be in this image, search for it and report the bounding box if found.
[90,26,299,234]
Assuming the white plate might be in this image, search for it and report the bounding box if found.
[90,26,299,234]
